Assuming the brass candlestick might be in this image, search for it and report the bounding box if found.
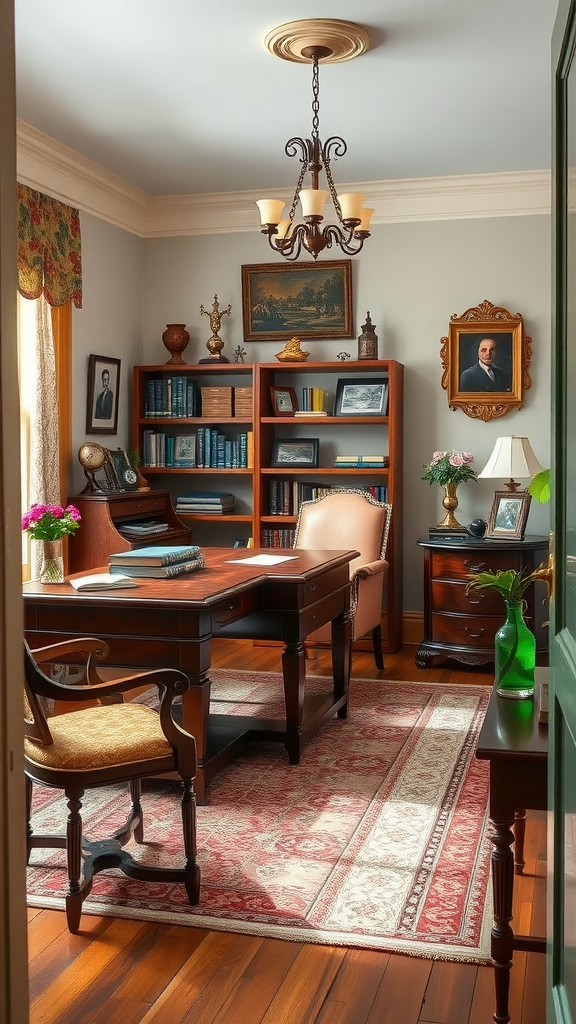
[199,294,232,363]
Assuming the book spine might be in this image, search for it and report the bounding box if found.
[163,556,205,578]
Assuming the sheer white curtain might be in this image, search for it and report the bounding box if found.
[18,293,60,579]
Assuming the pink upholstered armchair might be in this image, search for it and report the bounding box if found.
[294,490,392,669]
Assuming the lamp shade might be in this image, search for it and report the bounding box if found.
[478,436,543,483]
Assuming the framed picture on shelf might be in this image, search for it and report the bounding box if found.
[270,386,298,416]
[440,299,531,422]
[486,490,531,540]
[241,260,353,341]
[335,378,388,416]
[271,438,319,468]
[107,448,139,491]
[86,354,120,435]
[174,435,196,466]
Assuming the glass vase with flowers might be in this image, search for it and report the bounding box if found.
[422,450,477,529]
[21,503,81,584]
[466,566,551,698]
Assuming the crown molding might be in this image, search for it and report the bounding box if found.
[17,120,551,239]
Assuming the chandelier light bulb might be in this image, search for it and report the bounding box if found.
[337,193,365,221]
[256,198,285,226]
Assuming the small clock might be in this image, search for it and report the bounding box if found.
[78,444,140,494]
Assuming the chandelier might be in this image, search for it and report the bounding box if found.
[256,21,374,261]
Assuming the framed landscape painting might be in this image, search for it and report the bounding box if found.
[241,260,353,341]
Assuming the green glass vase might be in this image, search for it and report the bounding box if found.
[494,599,535,699]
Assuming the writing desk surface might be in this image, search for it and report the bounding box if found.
[22,547,358,607]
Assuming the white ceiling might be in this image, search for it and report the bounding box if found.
[14,0,558,199]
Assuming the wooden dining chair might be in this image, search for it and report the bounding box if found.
[24,637,200,933]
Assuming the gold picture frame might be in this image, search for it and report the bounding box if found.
[440,299,532,422]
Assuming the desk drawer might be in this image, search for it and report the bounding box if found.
[211,592,258,628]
[431,548,526,581]
[113,495,167,520]
[431,612,503,648]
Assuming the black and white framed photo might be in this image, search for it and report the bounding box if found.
[486,490,531,540]
[335,377,388,416]
[270,386,298,416]
[86,354,120,435]
[271,438,319,468]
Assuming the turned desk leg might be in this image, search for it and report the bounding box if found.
[331,609,351,719]
[513,809,526,874]
[282,640,306,764]
[490,816,516,1024]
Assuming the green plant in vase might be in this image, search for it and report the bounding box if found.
[466,566,550,699]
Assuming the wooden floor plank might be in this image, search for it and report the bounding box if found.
[258,944,347,1024]
[417,960,478,1023]
[200,938,303,1024]
[314,948,392,1024]
[366,955,433,1024]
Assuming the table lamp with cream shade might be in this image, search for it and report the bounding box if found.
[478,436,544,493]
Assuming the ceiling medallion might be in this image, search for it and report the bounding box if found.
[256,20,373,261]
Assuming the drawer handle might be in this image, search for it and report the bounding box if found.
[464,560,486,572]
[467,593,484,605]
[465,628,486,638]
[309,584,316,592]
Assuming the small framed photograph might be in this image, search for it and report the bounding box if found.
[86,354,120,435]
[440,299,531,422]
[174,435,196,467]
[271,438,319,468]
[335,378,388,416]
[486,490,532,540]
[270,386,298,416]
[107,447,139,491]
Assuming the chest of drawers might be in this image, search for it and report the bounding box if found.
[416,535,549,667]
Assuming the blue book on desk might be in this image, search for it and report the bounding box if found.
[108,545,201,567]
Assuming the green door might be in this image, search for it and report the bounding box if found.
[550,2,576,1020]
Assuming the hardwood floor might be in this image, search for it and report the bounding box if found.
[27,641,546,1024]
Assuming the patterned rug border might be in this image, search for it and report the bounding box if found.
[27,674,494,963]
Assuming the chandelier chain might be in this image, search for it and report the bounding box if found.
[311,59,320,139]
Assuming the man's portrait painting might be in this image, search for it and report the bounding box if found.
[86,354,120,435]
[440,299,532,422]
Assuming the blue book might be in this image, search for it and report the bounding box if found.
[108,545,201,567]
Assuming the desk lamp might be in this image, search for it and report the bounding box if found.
[478,436,543,494]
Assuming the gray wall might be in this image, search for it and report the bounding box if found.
[67,210,551,614]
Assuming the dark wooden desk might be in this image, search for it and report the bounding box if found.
[23,547,356,804]
[476,676,548,1024]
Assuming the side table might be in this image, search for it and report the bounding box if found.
[416,534,549,667]
[476,673,548,1024]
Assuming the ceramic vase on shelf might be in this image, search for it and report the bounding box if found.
[39,539,65,584]
[436,482,465,530]
[162,323,190,365]
[494,599,536,699]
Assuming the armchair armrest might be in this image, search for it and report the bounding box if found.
[353,558,388,581]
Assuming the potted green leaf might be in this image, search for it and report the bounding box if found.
[466,566,550,699]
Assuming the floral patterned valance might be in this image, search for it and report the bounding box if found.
[17,184,82,308]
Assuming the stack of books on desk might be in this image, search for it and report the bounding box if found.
[175,492,236,514]
[108,544,205,578]
[333,455,389,468]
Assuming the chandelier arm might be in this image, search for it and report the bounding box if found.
[322,223,365,256]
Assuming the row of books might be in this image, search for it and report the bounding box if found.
[142,428,253,468]
[261,529,296,548]
[143,378,252,419]
[299,388,331,413]
[175,492,235,515]
[268,481,388,516]
[333,455,389,468]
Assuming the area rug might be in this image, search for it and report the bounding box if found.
[26,671,493,962]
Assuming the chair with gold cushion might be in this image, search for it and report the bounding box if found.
[24,637,200,934]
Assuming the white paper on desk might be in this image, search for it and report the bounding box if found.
[228,554,297,565]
